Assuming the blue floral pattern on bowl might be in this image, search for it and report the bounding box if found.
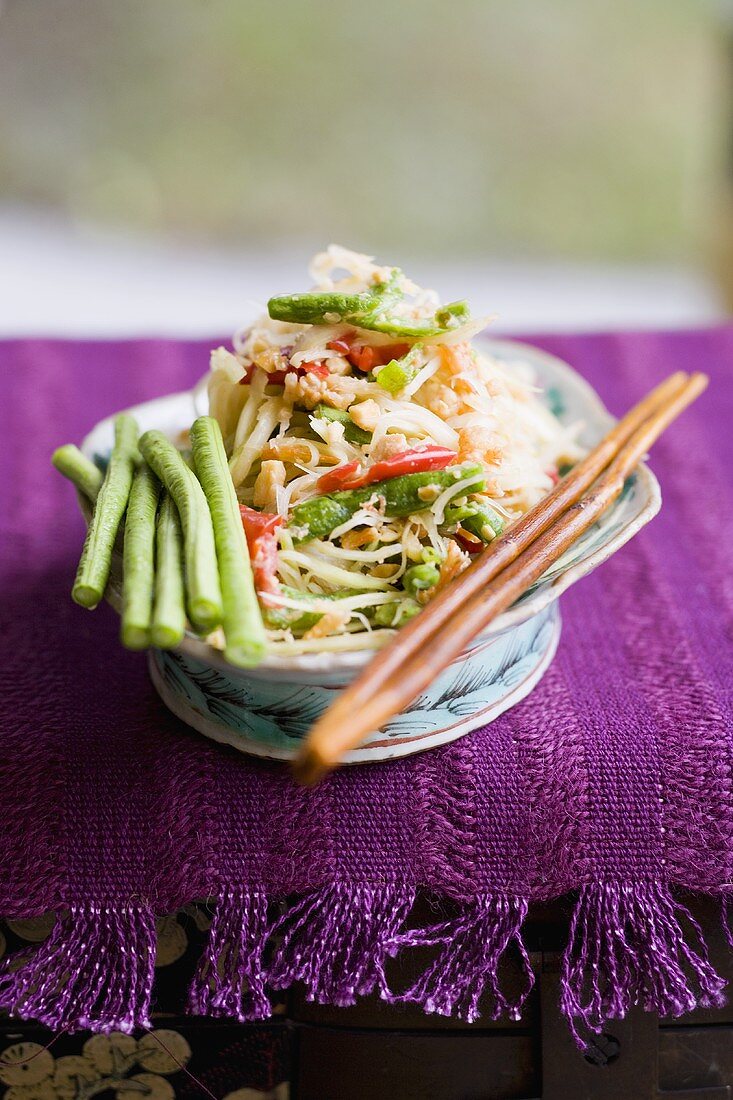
[148,605,560,762]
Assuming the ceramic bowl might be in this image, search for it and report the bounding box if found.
[81,339,660,763]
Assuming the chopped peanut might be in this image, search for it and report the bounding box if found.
[349,399,381,432]
[262,438,317,465]
[417,484,441,502]
[371,563,400,579]
[283,372,367,410]
[302,609,350,640]
[340,527,377,550]
[253,460,286,513]
[415,382,462,420]
[369,432,409,462]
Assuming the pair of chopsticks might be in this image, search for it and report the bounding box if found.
[293,370,708,785]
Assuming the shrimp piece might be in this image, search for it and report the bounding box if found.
[456,425,503,468]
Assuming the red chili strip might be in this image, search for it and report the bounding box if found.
[316,447,457,492]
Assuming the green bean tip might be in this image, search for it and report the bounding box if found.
[121,624,151,651]
[224,640,268,669]
[72,583,101,610]
[150,625,185,650]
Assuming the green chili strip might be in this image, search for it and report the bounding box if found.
[139,429,223,634]
[52,445,104,503]
[72,414,139,609]
[151,493,187,649]
[289,463,486,543]
[190,416,266,667]
[313,405,372,445]
[120,463,160,650]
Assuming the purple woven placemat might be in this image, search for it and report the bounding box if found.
[1,329,732,1040]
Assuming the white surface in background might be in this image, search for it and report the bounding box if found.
[0,206,725,337]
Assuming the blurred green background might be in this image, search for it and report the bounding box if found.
[0,0,725,263]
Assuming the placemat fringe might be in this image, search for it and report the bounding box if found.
[0,903,155,1033]
[560,881,726,1044]
[0,883,729,1038]
[188,886,271,1022]
[267,882,415,1007]
[383,893,533,1022]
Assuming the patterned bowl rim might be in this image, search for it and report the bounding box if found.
[81,337,660,678]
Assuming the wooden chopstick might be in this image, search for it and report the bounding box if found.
[292,370,690,781]
[292,371,707,784]
[307,370,688,712]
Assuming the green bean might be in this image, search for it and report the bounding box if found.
[121,463,160,650]
[460,505,504,543]
[420,547,442,564]
[268,289,383,326]
[269,267,469,338]
[151,494,186,649]
[139,429,223,634]
[445,500,504,542]
[290,496,353,542]
[289,463,486,543]
[190,416,266,667]
[52,445,104,502]
[352,312,466,339]
[313,405,372,446]
[269,269,401,326]
[72,414,139,609]
[370,296,469,338]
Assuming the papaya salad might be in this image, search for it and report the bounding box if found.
[53,246,582,665]
[206,246,582,656]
